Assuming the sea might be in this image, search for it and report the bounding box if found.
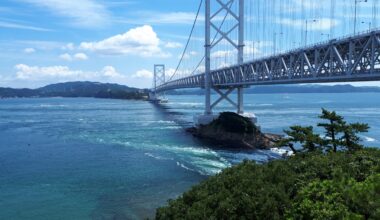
[1,93,379,219]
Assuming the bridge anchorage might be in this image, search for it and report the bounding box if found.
[151,0,380,127]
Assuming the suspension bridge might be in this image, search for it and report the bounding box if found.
[150,0,380,125]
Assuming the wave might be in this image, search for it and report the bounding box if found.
[39,104,67,108]
[191,157,230,169]
[145,152,173,161]
[246,103,274,107]
[176,162,196,172]
[362,135,376,142]
[175,102,203,106]
[158,126,182,130]
[157,120,176,124]
[270,147,294,156]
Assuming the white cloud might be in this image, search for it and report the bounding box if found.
[59,53,72,61]
[74,53,88,60]
[6,64,172,89]
[132,69,153,79]
[189,51,198,56]
[19,0,110,28]
[211,50,232,59]
[0,20,51,31]
[15,64,80,80]
[61,43,75,50]
[23,48,36,54]
[165,42,183,48]
[179,50,199,60]
[80,25,170,57]
[151,12,199,24]
[59,53,88,61]
[102,66,121,78]
[13,64,128,84]
[117,12,199,25]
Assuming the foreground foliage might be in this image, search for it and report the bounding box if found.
[278,108,369,153]
[156,149,380,220]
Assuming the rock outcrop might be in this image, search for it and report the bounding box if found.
[187,112,281,149]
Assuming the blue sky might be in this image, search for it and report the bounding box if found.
[0,0,379,88]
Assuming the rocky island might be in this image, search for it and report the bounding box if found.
[187,112,282,149]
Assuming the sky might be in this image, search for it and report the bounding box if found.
[0,0,379,89]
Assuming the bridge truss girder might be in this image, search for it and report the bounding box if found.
[156,31,380,92]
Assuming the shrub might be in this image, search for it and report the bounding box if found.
[156,149,380,219]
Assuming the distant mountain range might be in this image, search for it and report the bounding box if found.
[167,84,380,95]
[1,82,380,99]
[0,81,149,99]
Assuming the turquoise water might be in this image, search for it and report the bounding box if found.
[1,93,379,219]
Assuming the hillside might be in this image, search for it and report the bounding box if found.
[156,148,380,219]
[0,81,148,100]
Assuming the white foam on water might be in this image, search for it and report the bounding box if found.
[170,146,218,156]
[202,167,223,175]
[39,104,67,108]
[157,120,176,124]
[362,135,376,142]
[158,126,182,130]
[178,161,222,176]
[191,157,230,169]
[176,161,196,172]
[172,102,203,107]
[270,147,294,156]
[144,152,173,161]
[247,103,274,107]
[141,120,177,126]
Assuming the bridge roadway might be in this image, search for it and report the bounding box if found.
[156,30,380,93]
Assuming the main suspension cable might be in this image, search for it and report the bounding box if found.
[169,0,203,81]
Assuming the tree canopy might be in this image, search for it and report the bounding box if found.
[278,108,370,153]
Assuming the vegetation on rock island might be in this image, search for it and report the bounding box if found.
[156,109,380,220]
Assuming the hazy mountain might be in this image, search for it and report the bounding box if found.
[0,81,148,99]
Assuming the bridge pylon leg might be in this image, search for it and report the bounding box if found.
[195,0,257,126]
[237,87,244,114]
[149,64,166,102]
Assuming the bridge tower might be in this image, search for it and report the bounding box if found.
[149,64,166,101]
[198,0,256,125]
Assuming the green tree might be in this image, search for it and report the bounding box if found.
[276,125,323,154]
[340,122,370,152]
[318,108,344,152]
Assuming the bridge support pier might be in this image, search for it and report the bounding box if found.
[196,0,258,126]
[195,86,258,126]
